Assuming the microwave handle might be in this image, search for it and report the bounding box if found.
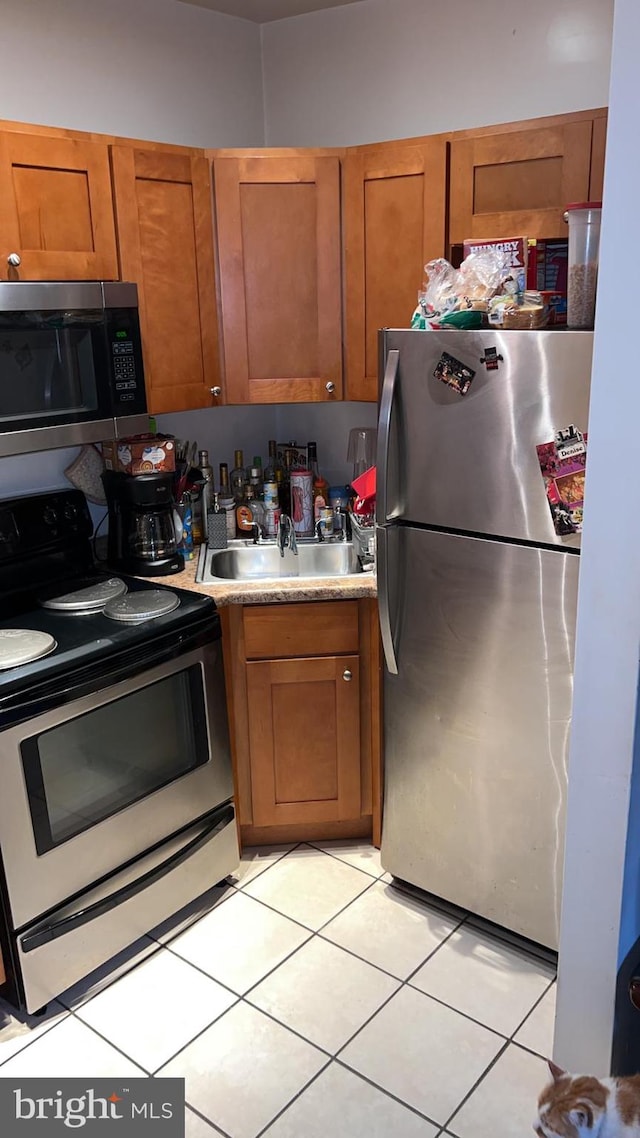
[20,803,234,953]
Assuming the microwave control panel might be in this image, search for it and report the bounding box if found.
[112,339,138,399]
[105,307,147,414]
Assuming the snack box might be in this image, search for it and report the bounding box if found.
[527,239,568,293]
[463,236,527,298]
[540,290,567,327]
[102,433,176,474]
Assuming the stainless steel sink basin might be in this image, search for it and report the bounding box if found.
[197,540,361,583]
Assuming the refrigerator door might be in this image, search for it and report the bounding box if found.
[380,329,593,548]
[380,525,579,949]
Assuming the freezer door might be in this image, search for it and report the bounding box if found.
[380,525,579,949]
[380,329,593,548]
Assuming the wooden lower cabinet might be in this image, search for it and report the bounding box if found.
[220,598,381,847]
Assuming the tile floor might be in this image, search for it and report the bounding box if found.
[0,841,556,1138]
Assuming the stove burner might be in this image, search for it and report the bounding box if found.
[40,578,128,613]
[102,590,180,624]
[0,629,57,670]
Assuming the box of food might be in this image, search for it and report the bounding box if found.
[463,236,528,297]
[102,434,176,474]
[277,443,308,471]
[527,239,568,293]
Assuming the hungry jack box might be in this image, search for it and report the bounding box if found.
[462,237,527,297]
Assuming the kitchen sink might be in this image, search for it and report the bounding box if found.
[197,540,361,583]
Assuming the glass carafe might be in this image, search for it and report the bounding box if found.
[131,507,178,561]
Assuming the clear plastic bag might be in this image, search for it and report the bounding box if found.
[412,248,517,329]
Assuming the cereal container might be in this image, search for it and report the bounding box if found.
[565,202,602,329]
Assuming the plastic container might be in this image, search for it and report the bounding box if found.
[565,202,602,329]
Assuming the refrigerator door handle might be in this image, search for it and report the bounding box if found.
[377,525,399,675]
[376,349,399,525]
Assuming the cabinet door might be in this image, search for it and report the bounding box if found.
[246,655,361,827]
[214,155,342,403]
[589,112,608,201]
[0,132,118,281]
[112,147,222,415]
[344,139,447,402]
[449,120,593,243]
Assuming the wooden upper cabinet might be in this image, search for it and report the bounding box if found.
[344,138,447,402]
[111,147,221,415]
[449,117,595,244]
[0,132,118,281]
[589,111,608,201]
[213,154,342,404]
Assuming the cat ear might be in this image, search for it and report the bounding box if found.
[569,1106,593,1130]
[548,1061,566,1082]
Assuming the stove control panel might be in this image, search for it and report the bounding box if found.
[0,490,93,562]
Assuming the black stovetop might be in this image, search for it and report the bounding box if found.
[0,489,216,706]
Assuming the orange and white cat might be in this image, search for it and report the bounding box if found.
[536,1061,640,1138]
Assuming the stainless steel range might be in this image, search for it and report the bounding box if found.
[0,489,239,1013]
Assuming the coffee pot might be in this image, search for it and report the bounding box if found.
[102,470,184,576]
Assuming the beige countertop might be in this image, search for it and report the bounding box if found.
[145,556,377,606]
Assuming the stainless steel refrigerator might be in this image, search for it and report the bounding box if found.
[377,329,593,950]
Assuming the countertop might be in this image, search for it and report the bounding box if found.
[145,557,377,606]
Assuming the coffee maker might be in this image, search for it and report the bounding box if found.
[102,470,184,576]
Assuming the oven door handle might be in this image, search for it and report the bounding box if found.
[20,803,234,954]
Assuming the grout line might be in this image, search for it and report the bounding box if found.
[253,1057,333,1138]
[64,1008,154,1077]
[333,1055,444,1129]
[443,1038,510,1132]
[0,1006,70,1069]
[305,840,386,881]
[185,1103,232,1137]
[147,994,242,1077]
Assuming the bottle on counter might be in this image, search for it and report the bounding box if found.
[198,449,215,539]
[308,441,329,521]
[230,450,247,504]
[236,484,256,535]
[249,464,263,500]
[264,440,284,489]
[219,462,230,494]
[280,446,295,517]
[218,462,237,539]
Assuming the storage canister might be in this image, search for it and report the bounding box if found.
[565,201,602,329]
[290,470,314,536]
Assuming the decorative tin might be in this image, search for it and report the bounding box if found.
[290,470,314,536]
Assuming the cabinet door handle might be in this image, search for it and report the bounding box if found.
[325,381,335,394]
[210,386,222,398]
[342,669,352,682]
[7,253,21,267]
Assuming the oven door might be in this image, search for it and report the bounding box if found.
[0,639,233,932]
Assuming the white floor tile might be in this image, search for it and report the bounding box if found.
[0,1000,68,1065]
[231,844,296,889]
[449,1043,549,1138]
[243,845,372,930]
[514,984,556,1058]
[310,840,385,878]
[159,1001,327,1138]
[322,880,460,979]
[186,1107,225,1136]
[169,891,311,994]
[264,1061,438,1137]
[248,936,399,1053]
[410,926,555,1037]
[58,935,159,1010]
[340,985,504,1125]
[76,947,237,1072]
[0,1016,146,1078]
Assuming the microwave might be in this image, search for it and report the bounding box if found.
[0,281,149,458]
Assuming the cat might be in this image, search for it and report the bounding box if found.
[536,1061,640,1138]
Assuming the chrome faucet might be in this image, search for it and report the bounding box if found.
[276,514,298,557]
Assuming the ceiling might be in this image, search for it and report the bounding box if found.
[177,0,363,23]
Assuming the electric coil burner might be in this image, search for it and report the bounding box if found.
[0,489,239,1015]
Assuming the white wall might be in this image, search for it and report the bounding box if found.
[262,0,614,146]
[1,0,263,148]
[156,400,377,491]
[554,0,640,1074]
